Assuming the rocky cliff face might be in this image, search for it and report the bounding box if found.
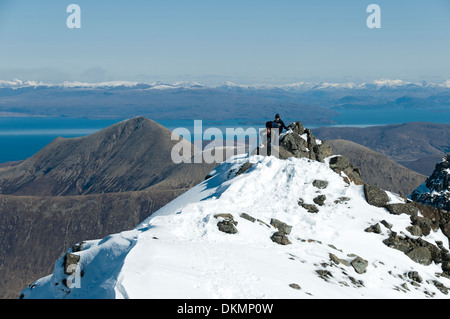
[410,155,450,211]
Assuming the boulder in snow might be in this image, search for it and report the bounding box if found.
[279,121,333,163]
[313,195,327,206]
[270,218,292,235]
[313,179,329,189]
[215,214,238,234]
[364,184,390,207]
[351,256,368,274]
[270,231,291,245]
[329,156,364,185]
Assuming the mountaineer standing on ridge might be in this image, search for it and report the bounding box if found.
[272,114,288,134]
[252,114,288,157]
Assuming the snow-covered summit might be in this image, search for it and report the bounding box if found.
[19,151,450,299]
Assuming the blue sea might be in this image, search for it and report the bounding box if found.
[0,108,449,164]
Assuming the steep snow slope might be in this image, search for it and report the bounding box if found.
[20,155,450,299]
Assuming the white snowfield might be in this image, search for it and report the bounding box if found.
[20,155,450,299]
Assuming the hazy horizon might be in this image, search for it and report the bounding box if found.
[1,1,450,85]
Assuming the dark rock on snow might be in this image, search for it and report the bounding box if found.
[279,122,333,163]
[271,231,292,245]
[351,256,369,274]
[235,162,253,176]
[364,223,382,234]
[240,213,256,223]
[270,218,292,235]
[329,156,364,185]
[312,180,329,189]
[215,214,238,234]
[364,184,390,207]
[313,195,327,206]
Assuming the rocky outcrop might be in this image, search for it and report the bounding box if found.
[270,231,292,245]
[350,256,369,274]
[313,195,327,206]
[360,177,450,274]
[235,162,253,176]
[329,156,364,185]
[364,223,382,234]
[312,180,329,189]
[215,214,238,234]
[240,213,256,223]
[325,139,427,197]
[270,218,292,235]
[217,220,238,234]
[364,184,390,207]
[410,155,450,211]
[361,182,450,241]
[277,121,365,187]
[298,198,319,213]
[363,195,450,273]
[63,252,80,276]
[279,122,333,163]
[384,201,448,239]
[382,233,444,266]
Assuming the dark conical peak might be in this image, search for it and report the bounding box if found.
[0,117,193,196]
[104,116,167,134]
[121,116,156,127]
[86,116,175,148]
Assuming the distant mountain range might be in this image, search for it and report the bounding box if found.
[1,78,450,124]
[2,78,450,90]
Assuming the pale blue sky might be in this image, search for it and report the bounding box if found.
[0,0,450,85]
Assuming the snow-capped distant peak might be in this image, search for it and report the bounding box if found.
[1,78,450,91]
[60,81,141,88]
[367,79,412,88]
[0,79,50,88]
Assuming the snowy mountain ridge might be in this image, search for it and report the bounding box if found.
[2,78,450,91]
[20,150,450,299]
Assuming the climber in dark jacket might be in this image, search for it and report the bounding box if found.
[271,114,288,134]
